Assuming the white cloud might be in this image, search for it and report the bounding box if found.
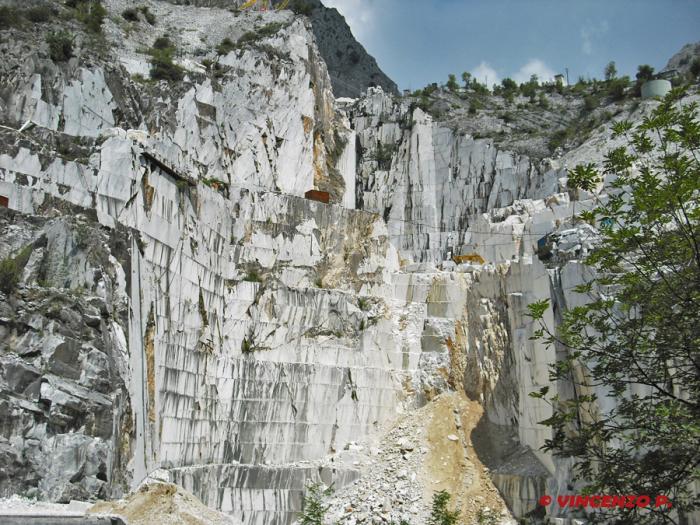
[581,28,593,55]
[322,0,376,42]
[471,61,500,88]
[512,59,556,84]
[580,20,609,56]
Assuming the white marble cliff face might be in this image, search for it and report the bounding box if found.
[0,1,674,524]
[0,4,402,522]
[350,88,564,263]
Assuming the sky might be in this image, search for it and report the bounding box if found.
[322,0,700,90]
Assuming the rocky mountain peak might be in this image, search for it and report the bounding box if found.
[305,0,399,98]
[159,0,399,98]
[664,40,700,76]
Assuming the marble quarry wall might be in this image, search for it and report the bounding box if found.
[0,1,671,523]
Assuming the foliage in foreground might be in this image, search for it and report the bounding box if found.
[529,88,700,524]
[298,482,332,525]
[428,490,459,525]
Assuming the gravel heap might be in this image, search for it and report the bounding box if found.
[89,478,240,525]
[323,393,516,525]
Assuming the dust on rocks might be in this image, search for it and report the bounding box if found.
[324,392,515,525]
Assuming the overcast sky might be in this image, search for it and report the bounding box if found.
[322,0,700,90]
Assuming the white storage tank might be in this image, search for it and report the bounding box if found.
[641,79,672,99]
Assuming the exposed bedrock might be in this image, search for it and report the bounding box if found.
[0,4,403,519]
[0,207,132,502]
[350,88,564,263]
[0,1,684,523]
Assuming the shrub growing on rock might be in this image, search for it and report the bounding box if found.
[0,245,33,295]
[374,142,395,170]
[476,507,501,525]
[237,22,285,46]
[150,54,184,81]
[243,270,262,283]
[607,75,630,101]
[0,6,22,29]
[123,6,155,24]
[24,5,53,23]
[46,31,74,62]
[428,490,459,525]
[690,57,700,78]
[72,0,106,34]
[216,37,236,55]
[121,8,139,22]
[148,37,184,81]
[153,36,173,50]
[139,6,156,25]
[289,0,313,16]
[299,482,332,525]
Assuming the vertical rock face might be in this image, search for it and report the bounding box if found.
[0,2,404,522]
[0,208,132,502]
[350,89,562,262]
[1,1,688,524]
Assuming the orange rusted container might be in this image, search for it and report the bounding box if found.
[452,253,485,265]
[304,190,330,204]
[0,195,8,208]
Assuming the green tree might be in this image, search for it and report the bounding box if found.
[500,77,518,103]
[298,482,332,525]
[471,80,490,95]
[634,64,655,96]
[636,64,655,82]
[566,162,600,223]
[500,77,517,92]
[528,88,700,524]
[604,60,617,81]
[607,76,630,101]
[520,74,540,100]
[461,71,471,89]
[446,73,459,92]
[428,490,459,525]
